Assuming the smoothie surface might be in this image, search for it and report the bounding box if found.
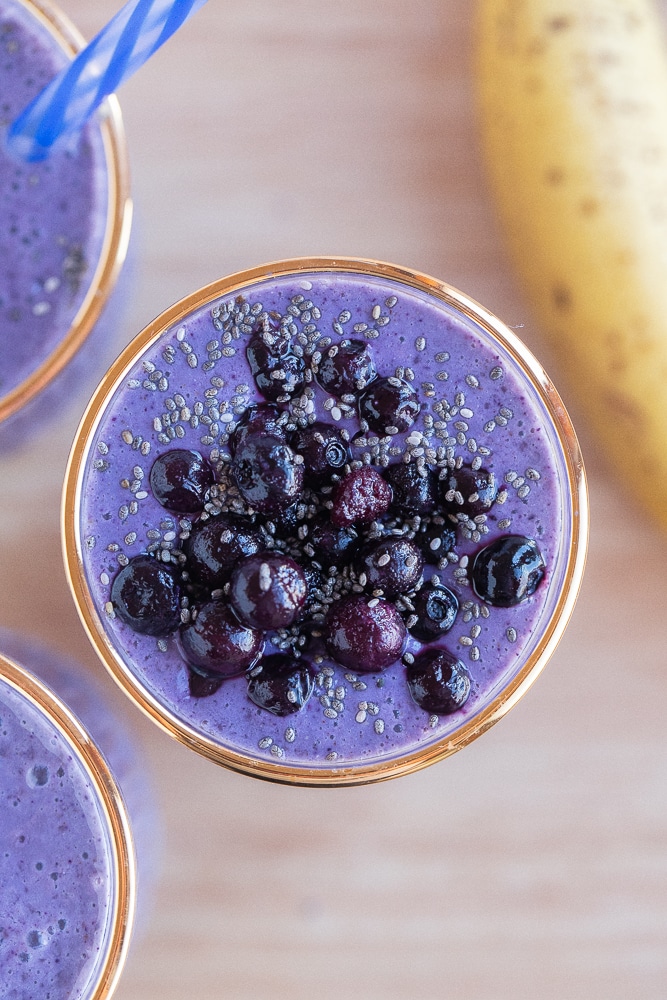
[75,266,574,778]
[0,0,108,405]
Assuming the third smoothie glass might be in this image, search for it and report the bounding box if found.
[0,640,136,998]
[62,257,588,787]
[0,0,131,451]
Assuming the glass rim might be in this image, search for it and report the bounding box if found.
[0,651,136,998]
[0,0,132,427]
[62,255,589,787]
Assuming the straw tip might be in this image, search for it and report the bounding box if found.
[5,120,51,162]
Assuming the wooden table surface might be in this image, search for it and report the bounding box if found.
[2,2,666,997]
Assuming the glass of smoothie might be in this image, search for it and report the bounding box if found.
[62,257,588,787]
[0,629,142,998]
[0,0,131,451]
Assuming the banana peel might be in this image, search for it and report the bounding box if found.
[475,0,667,529]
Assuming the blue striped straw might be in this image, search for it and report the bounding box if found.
[7,0,209,161]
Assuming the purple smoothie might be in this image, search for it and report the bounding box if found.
[67,260,586,784]
[0,634,136,998]
[0,0,130,450]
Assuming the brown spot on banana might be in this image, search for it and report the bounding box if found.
[602,390,646,434]
[548,15,572,32]
[552,284,572,311]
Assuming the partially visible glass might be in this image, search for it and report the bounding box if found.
[0,0,131,452]
[0,628,159,998]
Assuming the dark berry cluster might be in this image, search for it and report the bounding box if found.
[110,307,546,720]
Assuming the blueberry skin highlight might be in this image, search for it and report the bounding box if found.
[324,595,407,672]
[111,555,181,637]
[149,448,214,513]
[179,601,264,677]
[358,376,420,435]
[247,653,314,716]
[355,536,424,598]
[186,515,263,589]
[231,434,304,513]
[316,338,377,397]
[471,534,545,607]
[229,553,308,629]
[406,648,470,715]
[408,584,459,642]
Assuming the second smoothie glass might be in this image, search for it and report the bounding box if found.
[0,0,131,450]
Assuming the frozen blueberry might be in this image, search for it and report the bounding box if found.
[187,668,224,699]
[324,595,407,672]
[231,434,304,513]
[246,324,305,401]
[356,537,424,598]
[316,338,377,397]
[229,402,287,453]
[440,464,497,519]
[308,515,359,567]
[266,501,300,540]
[179,601,264,676]
[471,534,545,607]
[358,376,420,435]
[408,584,459,642]
[384,462,438,516]
[229,553,308,629]
[149,449,214,513]
[186,515,263,589]
[330,466,393,527]
[247,653,314,716]
[416,517,457,565]
[297,561,325,621]
[111,555,181,636]
[406,648,470,714]
[290,421,350,483]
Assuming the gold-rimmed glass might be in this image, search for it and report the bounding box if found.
[0,651,136,999]
[63,256,588,787]
[0,0,131,432]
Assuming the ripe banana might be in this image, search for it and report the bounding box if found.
[475,0,667,529]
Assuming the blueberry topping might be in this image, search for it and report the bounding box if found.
[246,323,305,401]
[229,402,287,453]
[316,338,377,397]
[384,461,438,516]
[330,466,393,526]
[247,653,314,716]
[268,501,303,540]
[408,584,459,642]
[324,595,407,672]
[440,464,497,518]
[358,376,421,435]
[231,434,304,513]
[298,561,325,621]
[103,288,553,731]
[229,553,308,629]
[149,449,214,513]
[111,555,181,636]
[406,648,470,714]
[179,601,264,676]
[307,515,359,567]
[416,517,458,565]
[471,534,545,607]
[186,515,263,589]
[187,668,224,699]
[355,537,424,598]
[290,421,350,483]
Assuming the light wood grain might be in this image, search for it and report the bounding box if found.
[2,2,666,997]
